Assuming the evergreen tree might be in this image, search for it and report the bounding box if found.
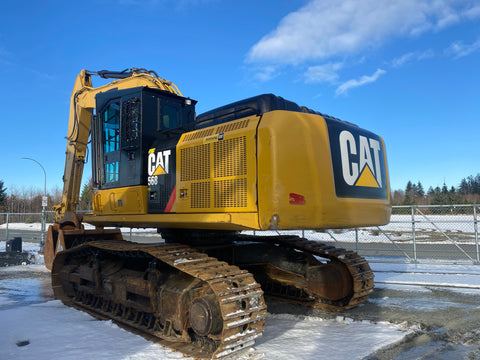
[441,183,449,194]
[0,180,7,210]
[474,174,480,194]
[402,180,427,204]
[416,181,425,197]
[0,180,7,207]
[79,179,93,210]
[403,181,415,205]
[459,178,468,195]
[459,174,480,195]
[405,181,413,194]
[430,187,444,205]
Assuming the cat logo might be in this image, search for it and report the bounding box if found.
[148,149,171,176]
[339,130,382,188]
[326,119,388,200]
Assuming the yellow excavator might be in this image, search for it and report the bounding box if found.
[45,68,391,359]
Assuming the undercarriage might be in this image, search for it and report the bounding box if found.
[51,233,374,359]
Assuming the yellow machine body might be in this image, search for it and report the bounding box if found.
[45,69,390,358]
[85,109,390,231]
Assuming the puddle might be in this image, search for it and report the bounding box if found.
[369,296,477,312]
[395,340,477,360]
[0,276,54,309]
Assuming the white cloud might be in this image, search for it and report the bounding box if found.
[391,52,416,68]
[391,49,435,67]
[304,62,343,84]
[247,0,480,65]
[251,65,281,82]
[465,4,480,19]
[446,38,480,58]
[336,69,386,95]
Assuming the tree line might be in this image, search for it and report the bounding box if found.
[0,179,93,213]
[391,174,480,205]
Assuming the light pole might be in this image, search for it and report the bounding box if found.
[21,157,47,253]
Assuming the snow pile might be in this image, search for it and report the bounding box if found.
[255,314,407,359]
[0,301,190,360]
[0,300,408,360]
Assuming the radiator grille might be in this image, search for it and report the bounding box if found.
[191,182,210,208]
[213,137,247,178]
[216,119,250,134]
[183,128,215,142]
[214,178,247,208]
[180,131,251,210]
[180,144,210,181]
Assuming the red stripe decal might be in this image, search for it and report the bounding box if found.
[289,193,306,205]
[164,186,176,213]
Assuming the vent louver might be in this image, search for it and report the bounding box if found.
[191,182,210,208]
[214,137,247,178]
[180,144,210,181]
[214,178,247,208]
[179,117,255,211]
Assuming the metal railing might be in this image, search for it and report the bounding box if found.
[1,205,479,264]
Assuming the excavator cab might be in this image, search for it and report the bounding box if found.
[91,87,196,213]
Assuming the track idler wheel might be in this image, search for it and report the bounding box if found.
[307,260,353,301]
[189,294,223,337]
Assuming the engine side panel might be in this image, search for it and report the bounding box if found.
[256,110,390,230]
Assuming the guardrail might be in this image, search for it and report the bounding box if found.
[1,205,479,264]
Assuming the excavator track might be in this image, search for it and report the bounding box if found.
[52,240,267,359]
[262,235,374,310]
[218,235,374,311]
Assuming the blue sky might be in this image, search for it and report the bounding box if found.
[0,0,479,195]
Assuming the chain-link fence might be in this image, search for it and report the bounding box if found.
[0,212,55,245]
[253,205,479,264]
[1,205,479,264]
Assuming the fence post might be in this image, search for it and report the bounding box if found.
[474,205,479,264]
[5,213,9,242]
[355,228,359,253]
[41,207,46,253]
[411,206,417,262]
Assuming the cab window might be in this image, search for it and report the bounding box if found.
[158,101,180,130]
[102,100,120,184]
[103,101,120,153]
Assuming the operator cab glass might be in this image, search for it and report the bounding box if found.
[92,87,197,192]
[159,102,180,130]
[102,100,120,184]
